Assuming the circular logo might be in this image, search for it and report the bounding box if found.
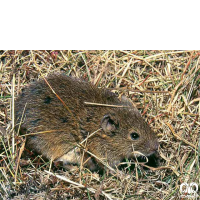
[180,182,198,196]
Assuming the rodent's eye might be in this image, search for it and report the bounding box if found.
[130,132,140,140]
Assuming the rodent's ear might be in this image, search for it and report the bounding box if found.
[101,115,117,133]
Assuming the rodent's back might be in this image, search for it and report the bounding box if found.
[15,74,120,136]
[15,74,158,168]
[15,75,120,159]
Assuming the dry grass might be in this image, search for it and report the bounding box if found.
[0,50,199,200]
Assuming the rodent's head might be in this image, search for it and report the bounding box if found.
[90,104,159,167]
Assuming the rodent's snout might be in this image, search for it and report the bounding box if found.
[146,140,159,153]
[153,140,159,151]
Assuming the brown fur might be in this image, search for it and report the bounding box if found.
[15,74,158,169]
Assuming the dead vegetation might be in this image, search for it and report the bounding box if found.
[0,50,199,199]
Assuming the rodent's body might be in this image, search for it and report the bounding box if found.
[15,74,158,170]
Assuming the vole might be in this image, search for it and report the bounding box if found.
[15,74,158,170]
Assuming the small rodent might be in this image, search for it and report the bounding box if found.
[15,74,158,170]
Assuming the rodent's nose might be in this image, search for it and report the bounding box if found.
[146,140,159,152]
[153,141,159,151]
